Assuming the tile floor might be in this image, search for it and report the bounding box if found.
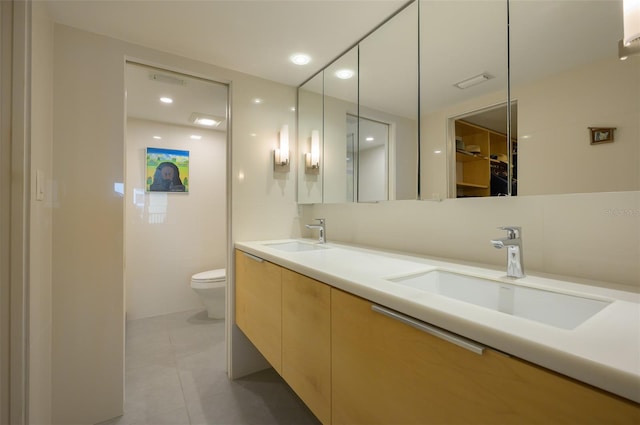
[103,309,320,425]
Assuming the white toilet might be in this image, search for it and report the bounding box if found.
[190,268,226,319]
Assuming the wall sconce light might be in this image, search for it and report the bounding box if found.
[305,130,320,174]
[624,0,640,46]
[274,124,290,172]
[620,0,640,59]
[619,39,640,60]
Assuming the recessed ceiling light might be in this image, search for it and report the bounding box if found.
[433,150,442,154]
[290,53,311,65]
[453,73,492,89]
[189,112,224,128]
[365,137,374,142]
[190,135,202,140]
[335,69,355,80]
[253,98,263,104]
[196,118,217,126]
[153,136,162,140]
[160,97,173,104]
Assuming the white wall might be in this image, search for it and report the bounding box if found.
[29,2,53,423]
[53,24,299,425]
[125,119,226,320]
[304,190,640,290]
[359,145,387,202]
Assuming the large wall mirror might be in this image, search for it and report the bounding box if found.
[420,0,509,200]
[420,0,638,199]
[297,0,419,204]
[508,0,638,196]
[298,0,638,204]
[297,71,323,204]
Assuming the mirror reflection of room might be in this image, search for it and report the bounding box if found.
[453,102,517,198]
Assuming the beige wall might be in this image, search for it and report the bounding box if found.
[304,190,640,290]
[125,119,226,320]
[53,24,299,424]
[30,2,53,423]
[516,57,639,195]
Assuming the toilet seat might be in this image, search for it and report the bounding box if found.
[191,268,226,289]
[191,268,225,282]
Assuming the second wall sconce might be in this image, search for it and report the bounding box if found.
[274,124,290,172]
[305,129,320,174]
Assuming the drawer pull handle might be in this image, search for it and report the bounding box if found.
[242,252,265,263]
[371,304,485,355]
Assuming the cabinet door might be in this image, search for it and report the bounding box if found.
[235,249,282,373]
[331,288,640,425]
[282,269,331,424]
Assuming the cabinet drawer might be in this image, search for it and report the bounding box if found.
[331,288,639,424]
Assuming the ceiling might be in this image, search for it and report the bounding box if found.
[48,0,625,133]
[45,0,408,88]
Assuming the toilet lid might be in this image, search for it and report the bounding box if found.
[192,268,225,283]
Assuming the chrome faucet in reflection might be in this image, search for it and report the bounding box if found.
[491,226,525,278]
[306,218,326,244]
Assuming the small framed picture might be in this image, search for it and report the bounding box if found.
[589,127,615,145]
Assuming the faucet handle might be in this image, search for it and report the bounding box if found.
[498,226,521,238]
[314,218,325,225]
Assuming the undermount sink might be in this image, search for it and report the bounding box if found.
[265,241,329,252]
[387,270,611,330]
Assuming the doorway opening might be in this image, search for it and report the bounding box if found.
[450,102,517,198]
[124,62,228,321]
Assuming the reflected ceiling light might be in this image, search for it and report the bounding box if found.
[453,73,493,89]
[189,112,224,128]
[160,96,173,104]
[290,53,311,65]
[623,0,640,45]
[253,98,263,104]
[190,135,202,140]
[365,137,374,142]
[335,69,355,79]
[153,136,162,140]
[433,150,442,154]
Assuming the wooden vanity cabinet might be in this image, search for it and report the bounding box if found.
[282,269,331,424]
[331,288,640,425]
[235,249,283,373]
[235,250,331,424]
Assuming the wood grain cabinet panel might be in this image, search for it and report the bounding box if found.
[234,249,282,373]
[331,288,640,425]
[282,269,331,424]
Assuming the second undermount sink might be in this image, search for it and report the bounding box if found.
[387,270,611,330]
[264,241,329,252]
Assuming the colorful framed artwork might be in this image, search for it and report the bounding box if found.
[146,147,189,192]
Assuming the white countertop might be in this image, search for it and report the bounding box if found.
[235,238,640,404]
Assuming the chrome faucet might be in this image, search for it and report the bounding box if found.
[305,218,326,244]
[491,226,525,278]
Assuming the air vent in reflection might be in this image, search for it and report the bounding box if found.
[148,72,187,86]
